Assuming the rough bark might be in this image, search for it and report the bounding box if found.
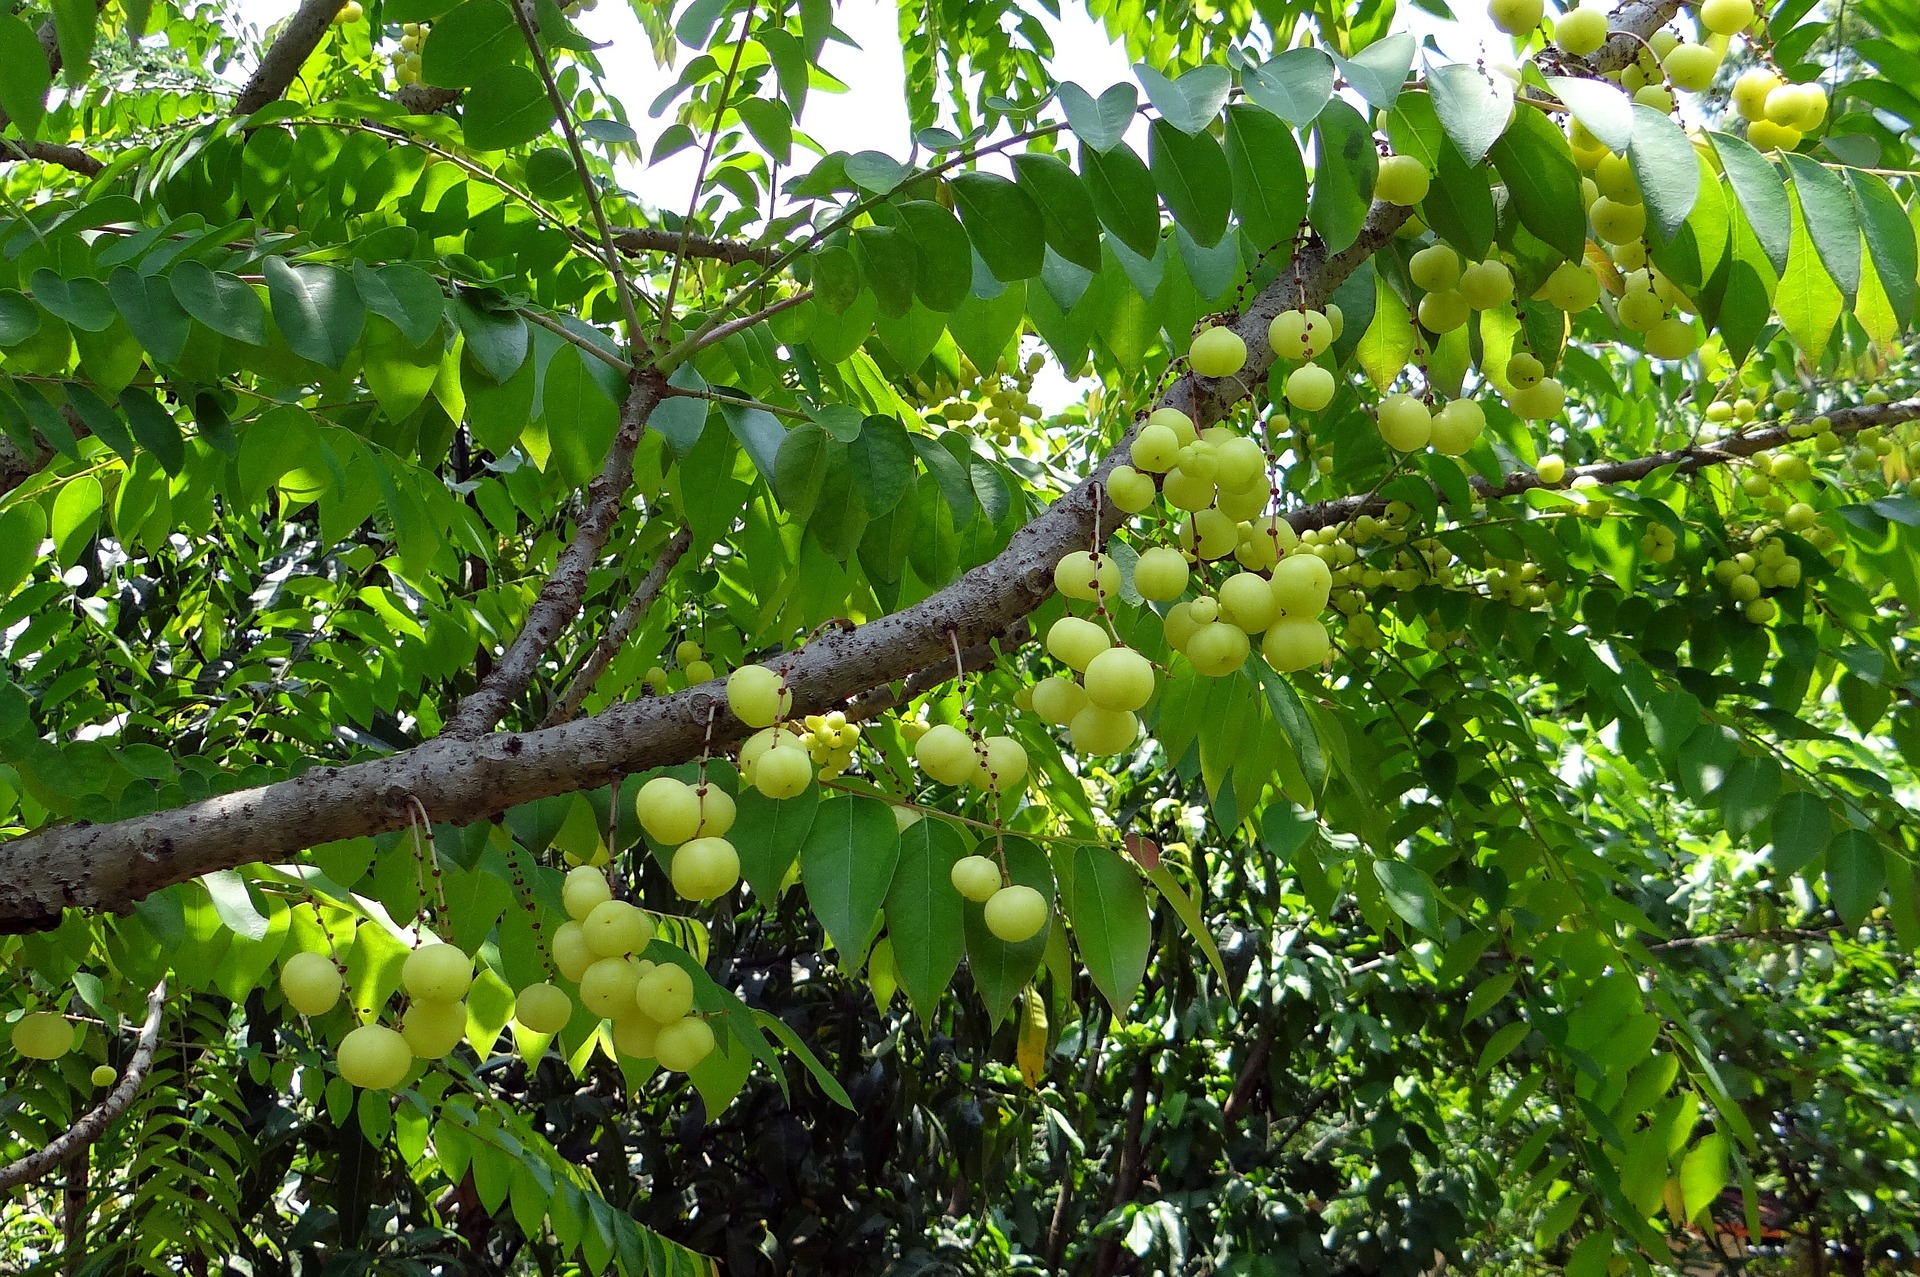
[613,226,778,266]
[233,0,349,117]
[0,140,104,176]
[542,525,695,728]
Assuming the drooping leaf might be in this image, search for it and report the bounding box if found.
[882,816,968,1018]
[1070,845,1151,1014]
[798,795,901,968]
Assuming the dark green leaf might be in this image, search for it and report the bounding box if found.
[63,383,135,463]
[799,795,902,968]
[1331,32,1415,110]
[1148,119,1232,247]
[1011,152,1103,273]
[30,270,115,332]
[1223,104,1306,252]
[1428,62,1514,166]
[453,293,529,382]
[1374,859,1442,937]
[106,267,189,365]
[1490,105,1586,260]
[1709,131,1793,275]
[730,786,818,906]
[1720,754,1782,840]
[848,415,915,517]
[0,15,50,141]
[169,261,267,345]
[50,0,96,85]
[1781,153,1860,301]
[949,172,1046,282]
[1825,830,1885,928]
[1070,845,1151,1014]
[883,817,968,1018]
[895,200,974,312]
[352,262,444,347]
[1768,791,1831,875]
[1310,100,1378,253]
[1134,62,1232,134]
[0,289,41,346]
[120,387,185,474]
[774,422,836,521]
[1423,139,1496,260]
[462,65,556,151]
[1847,168,1916,327]
[421,0,521,88]
[1079,141,1161,259]
[720,398,785,482]
[850,225,918,318]
[1628,105,1700,244]
[264,258,365,368]
[1056,81,1137,152]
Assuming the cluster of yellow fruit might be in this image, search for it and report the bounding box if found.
[285,938,485,1090]
[645,639,717,694]
[910,352,1048,447]
[1709,532,1806,624]
[551,865,715,1071]
[387,21,426,85]
[633,776,740,900]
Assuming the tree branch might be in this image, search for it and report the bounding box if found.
[0,980,166,1194]
[0,140,104,176]
[441,373,664,740]
[541,526,695,728]
[233,0,347,117]
[1090,1054,1154,1277]
[612,226,776,266]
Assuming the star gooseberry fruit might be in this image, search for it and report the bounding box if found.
[580,956,642,1017]
[950,854,1003,902]
[635,776,702,845]
[1554,4,1608,55]
[563,865,613,921]
[1186,621,1251,677]
[1263,618,1330,672]
[671,836,740,901]
[1105,465,1157,512]
[984,885,1049,943]
[1054,550,1120,601]
[337,1023,412,1090]
[635,965,695,1023]
[402,942,473,1004]
[582,899,654,958]
[915,723,980,786]
[1083,645,1157,712]
[725,665,791,729]
[1133,545,1190,601]
[515,982,573,1034]
[1374,153,1430,206]
[91,1064,117,1088]
[401,999,469,1059]
[1377,393,1433,452]
[281,951,345,1016]
[1047,616,1110,672]
[754,742,813,799]
[1030,675,1089,726]
[654,1017,716,1072]
[975,736,1029,792]
[1070,704,1139,754]
[1285,365,1336,412]
[11,1012,75,1061]
[1189,325,1247,378]
[1268,309,1332,361]
[1487,0,1543,35]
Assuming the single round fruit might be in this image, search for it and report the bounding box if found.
[692,785,734,838]
[563,865,613,922]
[671,837,740,901]
[1106,465,1157,512]
[1430,399,1486,456]
[983,885,1048,943]
[1083,646,1157,712]
[1540,261,1600,311]
[1644,316,1699,360]
[915,723,979,786]
[1416,290,1470,333]
[1263,618,1331,672]
[1663,42,1720,92]
[635,776,702,845]
[1133,546,1191,601]
[635,964,695,1023]
[1186,621,1251,677]
[1555,5,1608,55]
[583,899,654,958]
[1069,704,1139,754]
[1506,351,1546,388]
[1149,406,1198,445]
[725,665,790,728]
[1377,394,1433,452]
[1746,118,1802,152]
[552,921,595,982]
[337,1024,411,1090]
[1510,376,1567,420]
[951,855,1003,903]
[754,743,814,799]
[1732,68,1782,121]
[1409,244,1462,293]
[402,942,473,1004]
[580,956,642,1018]
[1219,572,1279,633]
[1590,196,1646,244]
[1129,423,1181,472]
[1286,364,1336,412]
[654,1017,716,1072]
[1488,0,1543,34]
[515,982,573,1034]
[281,951,345,1017]
[11,1012,74,1061]
[1271,552,1333,616]
[977,736,1029,792]
[1375,153,1430,206]
[401,999,468,1059]
[1699,0,1754,35]
[1268,309,1333,361]
[1046,616,1110,672]
[1191,508,1240,560]
[611,1012,660,1059]
[1457,260,1514,310]
[1031,675,1089,726]
[684,659,714,683]
[90,1064,117,1087]
[1189,325,1248,377]
[1054,550,1120,601]
[1214,436,1267,492]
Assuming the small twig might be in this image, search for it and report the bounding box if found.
[543,526,695,727]
[660,384,809,421]
[519,309,633,377]
[0,980,168,1193]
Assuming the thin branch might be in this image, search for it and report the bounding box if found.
[660,384,809,420]
[518,308,633,377]
[542,526,695,727]
[1089,1054,1154,1277]
[0,980,167,1194]
[664,288,813,371]
[613,226,776,266]
[234,0,347,117]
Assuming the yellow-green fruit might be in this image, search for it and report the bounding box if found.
[1271,553,1333,616]
[1555,5,1608,55]
[1417,290,1470,333]
[1161,466,1215,512]
[754,744,813,799]
[635,965,695,1023]
[552,921,595,982]
[1190,325,1248,377]
[1129,423,1181,473]
[1733,68,1781,121]
[635,776,702,845]
[1263,618,1331,672]
[402,942,473,1003]
[1541,261,1600,311]
[1535,453,1568,485]
[1784,501,1816,530]
[1664,42,1720,92]
[1191,508,1241,561]
[1430,399,1487,456]
[583,899,654,959]
[11,1012,74,1061]
[1376,153,1431,206]
[1219,571,1280,633]
[1286,365,1336,411]
[1634,84,1675,113]
[1488,0,1543,33]
[1699,0,1754,35]
[580,956,642,1018]
[1031,675,1089,726]
[1150,406,1198,445]
[693,785,734,838]
[1070,704,1139,754]
[1506,351,1546,388]
[1377,394,1433,452]
[611,1012,660,1059]
[401,999,468,1059]
[654,1017,717,1072]
[1458,260,1514,309]
[1268,309,1333,361]
[515,982,573,1034]
[1186,621,1251,676]
[684,659,714,683]
[915,723,979,786]
[337,1024,411,1090]
[563,865,613,921]
[1054,550,1120,601]
[1047,616,1110,672]
[1590,196,1646,244]
[671,837,740,901]
[1746,119,1802,152]
[1215,437,1268,493]
[1744,597,1778,624]
[1645,316,1699,360]
[90,1064,117,1087]
[1107,465,1157,512]
[951,854,1003,902]
[1083,646,1157,712]
[726,665,790,728]
[1510,376,1567,420]
[976,736,1029,792]
[675,640,703,665]
[983,885,1049,943]
[281,951,345,1017]
[1409,244,1461,293]
[1134,546,1190,601]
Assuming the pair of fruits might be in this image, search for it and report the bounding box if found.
[913,723,1031,790]
[949,855,1050,943]
[633,776,741,900]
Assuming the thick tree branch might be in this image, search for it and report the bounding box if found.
[0,980,166,1193]
[443,374,664,739]
[233,0,347,117]
[0,140,104,176]
[541,526,695,728]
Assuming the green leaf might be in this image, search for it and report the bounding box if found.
[1708,131,1792,275]
[0,15,50,141]
[1223,104,1306,252]
[1628,105,1699,244]
[352,262,444,347]
[106,268,189,365]
[264,258,365,369]
[895,200,974,312]
[720,398,785,482]
[1331,32,1414,111]
[1777,184,1844,363]
[1079,140,1161,260]
[1309,100,1378,253]
[422,0,522,88]
[0,504,47,600]
[1546,76,1635,154]
[1719,754,1782,840]
[1566,1232,1614,1277]
[1422,139,1496,260]
[1243,48,1334,126]
[735,97,792,164]
[1070,845,1151,1015]
[1373,858,1442,937]
[463,65,556,151]
[62,383,134,464]
[1133,62,1231,135]
[1056,81,1137,152]
[949,172,1046,282]
[1148,119,1231,247]
[750,1009,853,1108]
[1462,972,1516,1021]
[774,422,837,521]
[798,795,901,968]
[1679,1134,1728,1223]
[1768,791,1831,875]
[120,387,184,475]
[1826,830,1885,928]
[540,345,620,488]
[169,261,267,346]
[882,816,968,1018]
[1781,153,1861,302]
[1011,152,1103,273]
[201,869,269,941]
[850,225,917,318]
[1476,1019,1530,1074]
[844,150,910,193]
[50,0,96,84]
[1847,169,1916,328]
[49,474,102,568]
[1427,63,1513,166]
[1142,863,1227,983]
[963,837,1054,1026]
[730,786,818,904]
[1489,105,1586,261]
[848,415,915,517]
[30,270,115,332]
[0,289,40,346]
